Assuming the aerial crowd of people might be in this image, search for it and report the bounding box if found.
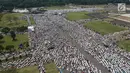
[0,8,130,73]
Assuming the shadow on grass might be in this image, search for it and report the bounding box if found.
[0,41,5,44]
[12,39,18,41]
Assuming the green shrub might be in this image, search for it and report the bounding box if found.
[5,45,15,51]
[16,26,27,32]
[0,13,4,21]
[0,45,4,51]
[1,27,10,34]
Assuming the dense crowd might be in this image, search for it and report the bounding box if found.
[40,10,130,73]
[110,19,130,28]
[0,8,130,73]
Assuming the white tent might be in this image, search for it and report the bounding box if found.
[12,8,29,13]
[28,26,35,32]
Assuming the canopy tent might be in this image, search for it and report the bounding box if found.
[28,26,35,32]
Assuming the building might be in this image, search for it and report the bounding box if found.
[12,8,29,13]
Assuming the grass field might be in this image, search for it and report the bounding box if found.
[118,40,130,52]
[17,66,39,73]
[0,34,28,50]
[44,6,70,10]
[0,13,34,27]
[103,18,114,22]
[84,21,126,35]
[45,62,59,73]
[76,5,105,8]
[0,66,39,73]
[66,12,90,20]
[30,16,35,25]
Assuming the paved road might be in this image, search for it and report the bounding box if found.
[26,15,31,26]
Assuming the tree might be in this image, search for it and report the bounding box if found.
[0,13,4,21]
[16,26,27,32]
[0,0,130,10]
[0,59,2,64]
[0,45,4,52]
[1,27,10,34]
[19,55,22,59]
[23,41,29,47]
[5,45,15,52]
[10,31,16,41]
[0,34,3,40]
[5,58,8,62]
[26,42,29,47]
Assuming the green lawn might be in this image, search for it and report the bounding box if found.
[0,34,28,50]
[66,12,90,21]
[17,66,39,73]
[45,63,59,73]
[118,40,130,52]
[0,66,39,73]
[0,13,34,27]
[103,18,114,22]
[44,6,70,10]
[76,5,105,8]
[84,21,126,35]
[30,16,35,25]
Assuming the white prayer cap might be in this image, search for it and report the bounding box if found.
[58,12,62,15]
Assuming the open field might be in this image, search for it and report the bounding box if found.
[0,13,27,27]
[66,12,90,20]
[0,34,28,50]
[118,40,130,52]
[76,5,106,8]
[40,5,105,10]
[17,66,39,73]
[0,66,39,73]
[88,12,108,19]
[41,6,70,10]
[104,18,114,22]
[0,13,34,27]
[45,62,59,73]
[84,21,127,35]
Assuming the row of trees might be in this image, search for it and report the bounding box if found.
[0,41,29,53]
[0,29,29,53]
[1,26,27,34]
[0,31,16,41]
[0,0,130,11]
